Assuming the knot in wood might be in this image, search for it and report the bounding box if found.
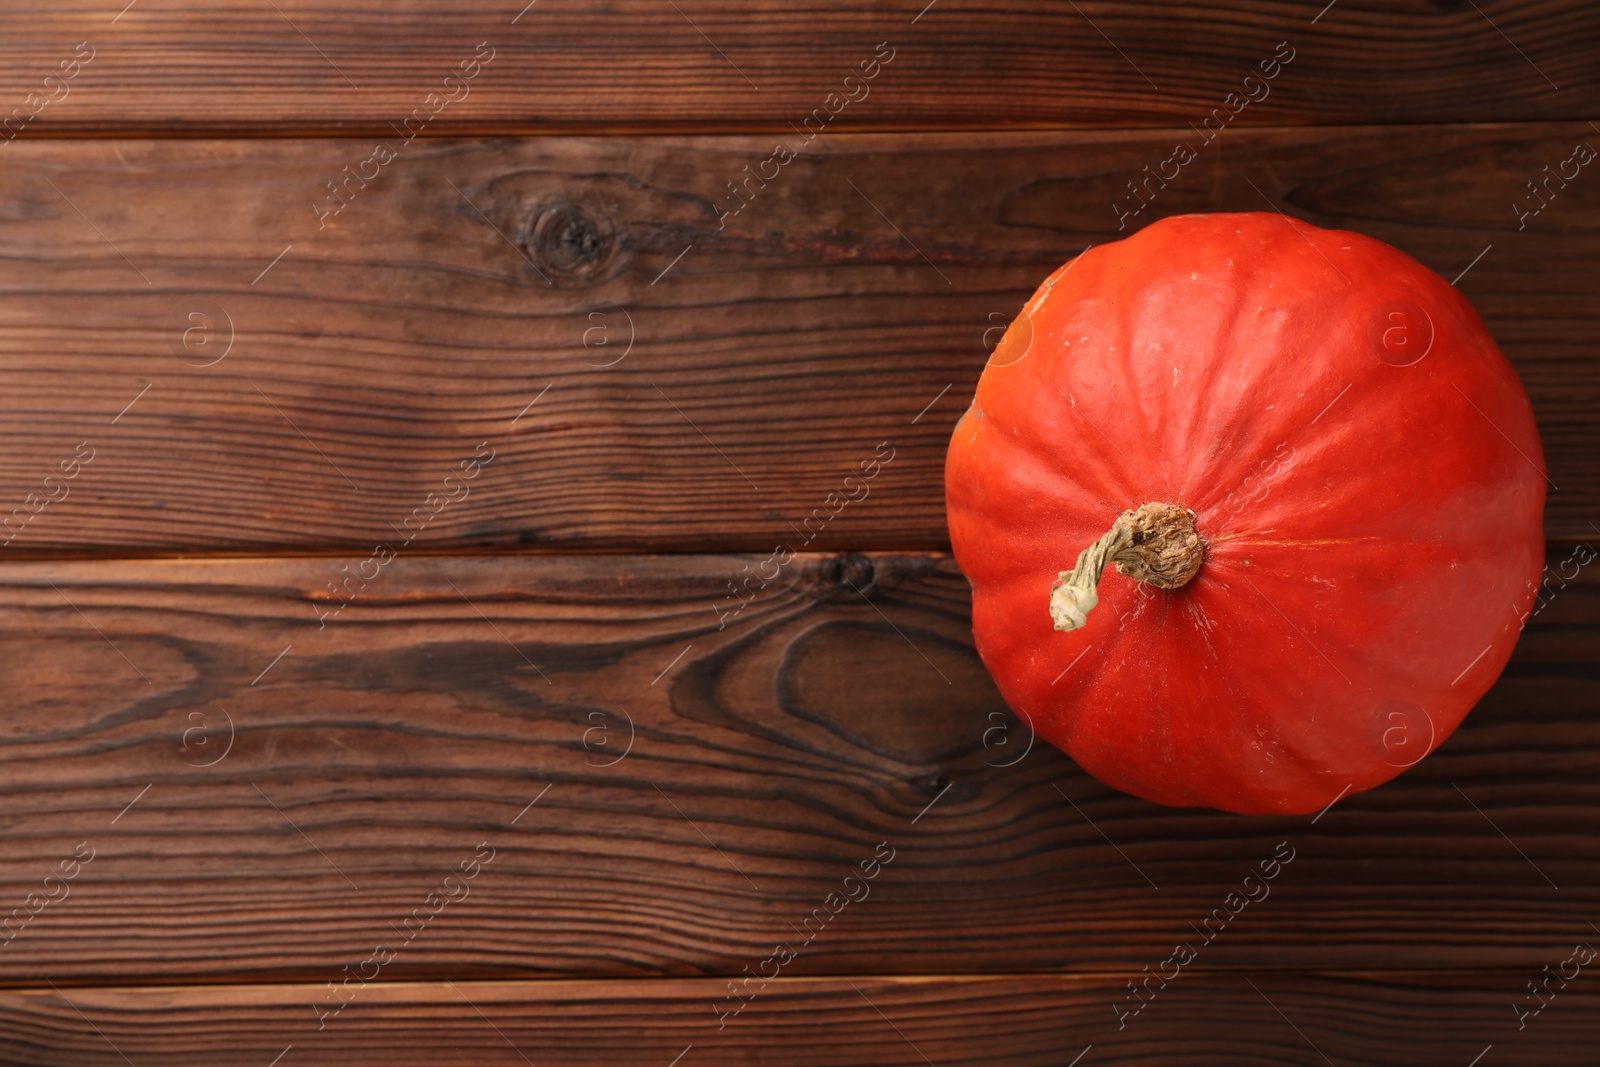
[824,553,876,595]
[526,200,617,285]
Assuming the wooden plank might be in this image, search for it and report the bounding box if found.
[0,126,1596,553]
[0,552,1593,984]
[0,2,1595,133]
[0,972,1594,1066]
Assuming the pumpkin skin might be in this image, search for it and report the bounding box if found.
[945,212,1545,816]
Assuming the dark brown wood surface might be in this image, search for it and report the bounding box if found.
[3,2,1598,1062]
[0,124,1597,554]
[0,972,1594,1067]
[0,552,1591,986]
[1,1,1596,133]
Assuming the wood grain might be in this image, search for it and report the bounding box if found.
[6,2,1597,1060]
[0,125,1595,553]
[0,552,1592,984]
[0,2,1596,134]
[1,972,1595,1066]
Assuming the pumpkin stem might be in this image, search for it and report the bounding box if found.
[1049,502,1205,632]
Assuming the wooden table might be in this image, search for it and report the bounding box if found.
[0,3,1595,1063]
